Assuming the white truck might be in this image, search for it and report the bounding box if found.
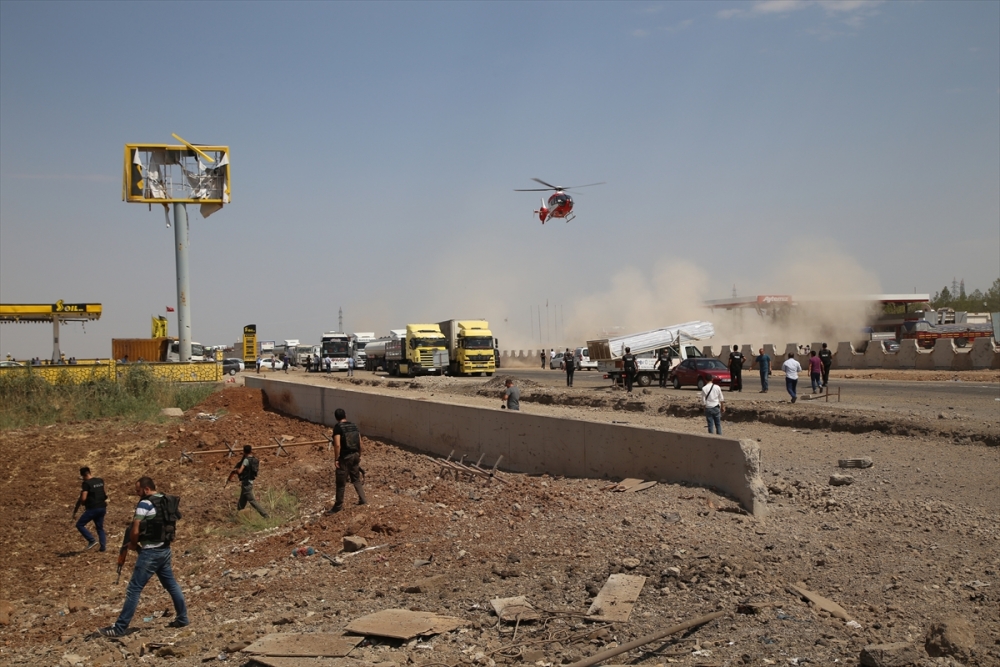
[587,321,715,388]
[351,332,376,370]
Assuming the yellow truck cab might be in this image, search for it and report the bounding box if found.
[385,324,449,376]
[439,320,496,376]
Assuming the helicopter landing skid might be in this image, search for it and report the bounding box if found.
[565,213,575,223]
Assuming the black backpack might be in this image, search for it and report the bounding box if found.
[339,422,362,455]
[243,456,260,481]
[142,493,182,544]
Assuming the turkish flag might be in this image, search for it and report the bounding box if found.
[166,306,175,312]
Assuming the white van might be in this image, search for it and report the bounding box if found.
[574,347,598,371]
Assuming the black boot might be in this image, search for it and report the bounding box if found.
[354,481,368,506]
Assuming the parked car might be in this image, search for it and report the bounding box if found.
[669,358,731,390]
[549,355,565,370]
[574,347,598,371]
[222,358,245,376]
[882,340,900,353]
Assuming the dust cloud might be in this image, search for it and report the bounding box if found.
[712,245,883,349]
[562,261,712,344]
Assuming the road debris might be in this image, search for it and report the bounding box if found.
[345,609,468,639]
[586,574,646,622]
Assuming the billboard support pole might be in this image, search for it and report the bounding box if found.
[173,203,192,362]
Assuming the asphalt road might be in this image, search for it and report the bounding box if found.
[497,367,1000,421]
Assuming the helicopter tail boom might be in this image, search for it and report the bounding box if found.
[533,198,549,224]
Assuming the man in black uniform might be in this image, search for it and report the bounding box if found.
[563,348,575,387]
[328,408,367,513]
[229,445,269,518]
[654,349,671,388]
[818,342,833,390]
[728,345,744,393]
[73,466,108,551]
[622,346,637,394]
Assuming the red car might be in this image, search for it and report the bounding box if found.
[669,358,732,390]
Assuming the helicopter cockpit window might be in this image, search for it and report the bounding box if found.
[552,194,570,205]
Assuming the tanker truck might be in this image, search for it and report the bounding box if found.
[438,320,496,376]
[364,325,449,376]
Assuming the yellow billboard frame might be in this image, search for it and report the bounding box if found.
[123,142,231,205]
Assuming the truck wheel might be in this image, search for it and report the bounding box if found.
[486,372,493,377]
[696,377,705,390]
[637,373,652,387]
[956,337,968,348]
[672,376,681,390]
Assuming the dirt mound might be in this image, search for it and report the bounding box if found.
[480,374,542,390]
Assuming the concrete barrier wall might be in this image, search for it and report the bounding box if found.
[246,377,767,516]
[0,360,222,384]
[710,340,998,371]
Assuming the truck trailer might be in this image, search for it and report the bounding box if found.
[438,320,496,376]
[364,325,449,376]
[587,321,715,388]
[351,332,376,370]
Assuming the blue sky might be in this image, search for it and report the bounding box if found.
[1,1,998,357]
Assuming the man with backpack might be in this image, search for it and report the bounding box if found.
[73,466,108,551]
[229,445,269,518]
[99,476,187,637]
[327,408,367,513]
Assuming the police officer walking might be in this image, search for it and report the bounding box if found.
[99,476,188,637]
[728,345,745,393]
[654,349,671,388]
[328,409,367,513]
[563,348,575,387]
[622,346,638,393]
[73,466,108,551]
[229,445,269,518]
[818,343,833,390]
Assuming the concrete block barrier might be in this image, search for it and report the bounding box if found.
[245,377,768,516]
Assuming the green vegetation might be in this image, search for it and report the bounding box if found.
[221,485,299,535]
[931,277,1000,312]
[0,364,217,429]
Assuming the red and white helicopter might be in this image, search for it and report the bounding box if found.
[515,178,605,224]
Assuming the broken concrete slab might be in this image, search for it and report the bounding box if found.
[243,633,363,658]
[160,408,184,418]
[246,658,382,667]
[586,574,646,622]
[838,457,873,468]
[345,609,467,639]
[829,474,855,486]
[613,478,644,491]
[859,642,922,667]
[788,583,852,621]
[625,481,658,493]
[491,596,539,622]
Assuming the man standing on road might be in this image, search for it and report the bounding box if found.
[540,350,545,369]
[700,376,725,435]
[750,348,771,393]
[728,345,744,393]
[818,343,833,389]
[808,350,823,394]
[73,467,108,551]
[328,409,367,513]
[655,349,671,388]
[563,348,575,387]
[99,476,188,637]
[229,445,269,518]
[501,379,520,411]
[782,352,802,403]
[347,355,355,377]
[622,346,638,394]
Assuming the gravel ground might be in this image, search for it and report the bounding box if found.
[0,372,997,667]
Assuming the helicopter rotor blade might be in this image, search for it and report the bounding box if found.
[514,187,555,192]
[563,182,606,190]
[530,177,560,190]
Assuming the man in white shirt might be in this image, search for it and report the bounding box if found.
[782,352,802,403]
[700,376,725,434]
